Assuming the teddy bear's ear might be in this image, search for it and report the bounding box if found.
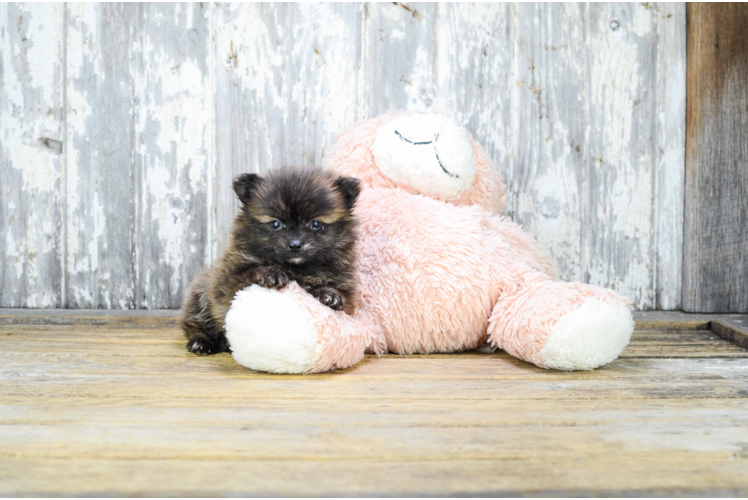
[333,176,361,211]
[233,173,264,206]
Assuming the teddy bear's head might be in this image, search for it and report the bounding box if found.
[324,111,506,213]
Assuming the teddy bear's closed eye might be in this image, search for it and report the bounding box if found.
[372,113,475,199]
[393,129,460,179]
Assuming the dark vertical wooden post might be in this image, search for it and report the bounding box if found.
[684,3,748,312]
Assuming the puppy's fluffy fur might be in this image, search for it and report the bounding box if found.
[181,167,361,355]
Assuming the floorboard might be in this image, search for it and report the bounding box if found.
[1,313,747,496]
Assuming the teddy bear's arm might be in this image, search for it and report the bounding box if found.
[225,283,386,374]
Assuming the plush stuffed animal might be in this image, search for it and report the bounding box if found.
[225,111,634,374]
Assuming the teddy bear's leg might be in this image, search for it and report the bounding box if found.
[224,282,386,374]
[486,273,634,371]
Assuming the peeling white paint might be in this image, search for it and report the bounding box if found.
[403,45,437,112]
[586,3,660,308]
[631,4,654,37]
[145,57,206,192]
[0,2,63,307]
[133,3,212,308]
[15,142,58,193]
[23,4,60,103]
[86,189,106,275]
[65,3,99,80]
[654,3,686,310]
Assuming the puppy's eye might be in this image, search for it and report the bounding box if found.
[271,220,283,231]
[309,219,323,232]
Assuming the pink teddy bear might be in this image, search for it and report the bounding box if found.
[225,111,634,373]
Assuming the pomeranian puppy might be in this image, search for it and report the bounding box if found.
[181,167,361,355]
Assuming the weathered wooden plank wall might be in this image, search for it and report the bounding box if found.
[684,3,748,313]
[0,3,64,308]
[64,3,212,309]
[0,2,686,310]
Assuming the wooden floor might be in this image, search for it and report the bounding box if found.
[1,311,748,497]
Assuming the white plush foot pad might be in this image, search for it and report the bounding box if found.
[538,299,634,371]
[225,285,320,374]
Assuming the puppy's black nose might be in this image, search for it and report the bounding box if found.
[288,240,302,252]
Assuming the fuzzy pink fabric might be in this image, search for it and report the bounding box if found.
[302,184,585,362]
[278,283,386,374]
[325,111,506,213]
[312,307,387,374]
[487,280,630,366]
[351,188,564,355]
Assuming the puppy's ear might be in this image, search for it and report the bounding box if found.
[334,176,361,211]
[233,173,264,206]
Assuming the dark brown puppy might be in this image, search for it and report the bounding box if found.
[181,167,361,355]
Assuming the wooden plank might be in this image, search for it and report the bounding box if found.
[65,4,213,309]
[634,329,724,339]
[0,308,179,318]
[5,340,742,361]
[2,344,748,380]
[2,394,744,414]
[654,3,686,310]
[1,457,747,497]
[212,3,364,255]
[634,310,712,329]
[64,3,139,308]
[0,308,735,330]
[0,325,732,344]
[0,315,177,327]
[683,3,748,313]
[508,3,588,283]
[3,395,746,423]
[621,345,748,358]
[0,322,740,343]
[3,403,748,461]
[435,3,513,193]
[2,362,747,401]
[634,320,711,331]
[712,318,748,350]
[0,3,64,307]
[2,324,747,361]
[2,327,747,363]
[0,307,179,326]
[136,3,211,309]
[365,2,437,116]
[586,3,658,309]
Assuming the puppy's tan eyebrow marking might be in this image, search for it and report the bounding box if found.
[316,207,346,224]
[253,214,275,223]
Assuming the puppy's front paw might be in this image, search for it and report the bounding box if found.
[256,267,289,290]
[188,339,214,356]
[312,287,345,311]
